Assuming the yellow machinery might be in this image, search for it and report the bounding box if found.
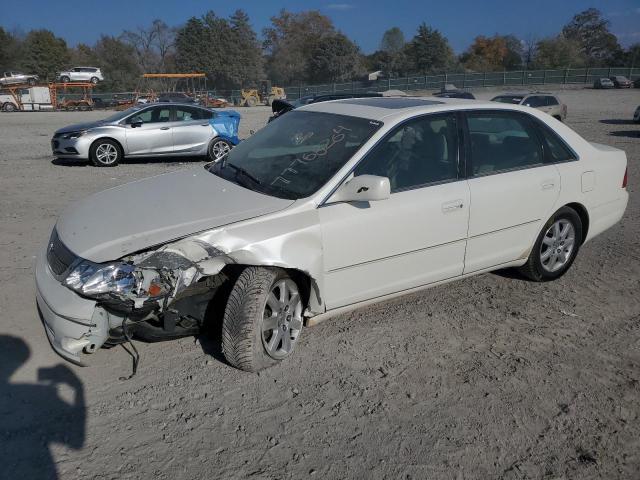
[239,81,286,107]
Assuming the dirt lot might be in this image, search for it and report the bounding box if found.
[1,90,639,480]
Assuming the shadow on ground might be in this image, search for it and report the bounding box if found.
[52,156,208,167]
[0,335,86,479]
[599,119,637,125]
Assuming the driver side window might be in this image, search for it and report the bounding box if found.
[354,114,459,192]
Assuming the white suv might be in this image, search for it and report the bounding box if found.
[58,67,104,84]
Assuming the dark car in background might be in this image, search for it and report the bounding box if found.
[269,92,383,122]
[609,76,632,88]
[594,78,615,89]
[158,92,198,104]
[432,89,475,99]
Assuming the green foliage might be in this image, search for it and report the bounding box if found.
[175,10,263,88]
[94,36,141,90]
[306,32,363,82]
[561,8,622,66]
[532,36,586,69]
[263,9,344,84]
[403,23,456,75]
[380,27,405,54]
[0,27,21,72]
[20,30,70,81]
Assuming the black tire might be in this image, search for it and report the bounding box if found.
[90,77,99,84]
[207,138,232,161]
[90,139,122,167]
[222,267,304,372]
[518,206,582,282]
[28,78,36,86]
[3,102,17,112]
[553,115,562,122]
[246,96,258,107]
[61,76,70,83]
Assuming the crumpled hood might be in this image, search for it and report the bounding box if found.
[56,167,294,262]
[55,120,109,135]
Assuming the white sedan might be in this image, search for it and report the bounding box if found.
[36,97,628,372]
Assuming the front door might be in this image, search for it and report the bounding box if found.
[319,113,470,309]
[124,106,174,155]
[463,110,561,273]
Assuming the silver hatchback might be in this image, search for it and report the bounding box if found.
[51,104,241,166]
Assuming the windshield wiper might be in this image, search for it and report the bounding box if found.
[225,162,262,185]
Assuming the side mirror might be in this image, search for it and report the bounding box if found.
[130,118,143,128]
[327,175,390,204]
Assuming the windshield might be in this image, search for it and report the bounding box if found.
[208,111,381,200]
[102,106,143,123]
[491,95,524,104]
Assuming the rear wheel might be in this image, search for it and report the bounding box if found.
[60,76,70,83]
[222,267,304,372]
[90,77,99,84]
[518,206,582,281]
[28,78,36,86]
[207,138,232,161]
[90,139,122,167]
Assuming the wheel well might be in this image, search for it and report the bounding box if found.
[90,137,125,157]
[566,202,589,244]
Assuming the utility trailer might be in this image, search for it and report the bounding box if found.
[0,81,95,111]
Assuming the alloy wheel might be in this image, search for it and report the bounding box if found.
[95,143,118,165]
[540,219,575,273]
[261,279,303,360]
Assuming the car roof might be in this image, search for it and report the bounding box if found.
[301,95,538,121]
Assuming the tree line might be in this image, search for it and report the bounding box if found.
[0,8,637,91]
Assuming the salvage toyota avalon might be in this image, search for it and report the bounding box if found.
[51,103,240,166]
[36,97,629,372]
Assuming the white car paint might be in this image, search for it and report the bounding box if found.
[36,97,629,364]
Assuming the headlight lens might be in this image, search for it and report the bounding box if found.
[62,130,88,139]
[64,261,138,296]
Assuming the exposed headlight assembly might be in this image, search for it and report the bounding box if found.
[63,260,169,304]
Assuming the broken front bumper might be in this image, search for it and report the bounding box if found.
[35,246,121,365]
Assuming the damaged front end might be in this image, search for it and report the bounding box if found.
[62,237,237,347]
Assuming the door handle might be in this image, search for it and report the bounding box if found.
[442,199,464,213]
[541,181,555,190]
[160,126,170,130]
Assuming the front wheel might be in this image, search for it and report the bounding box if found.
[60,76,70,83]
[518,206,582,281]
[90,139,122,167]
[3,102,17,112]
[207,138,232,160]
[222,267,304,372]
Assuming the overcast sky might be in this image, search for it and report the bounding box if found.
[2,0,639,53]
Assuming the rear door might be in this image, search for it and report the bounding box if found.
[463,110,560,273]
[123,105,174,155]
[171,105,213,154]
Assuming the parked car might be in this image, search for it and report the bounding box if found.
[37,97,628,371]
[609,76,632,88]
[58,67,104,84]
[51,103,240,166]
[157,92,197,104]
[0,71,39,86]
[491,93,567,121]
[269,92,383,121]
[634,105,640,123]
[594,78,615,89]
[432,89,475,99]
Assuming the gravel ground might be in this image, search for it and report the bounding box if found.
[0,90,639,480]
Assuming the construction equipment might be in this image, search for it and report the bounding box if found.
[238,81,286,107]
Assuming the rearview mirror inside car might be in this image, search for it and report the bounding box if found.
[327,175,391,204]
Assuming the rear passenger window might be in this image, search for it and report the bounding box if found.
[467,113,543,176]
[536,124,576,163]
[546,96,559,106]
